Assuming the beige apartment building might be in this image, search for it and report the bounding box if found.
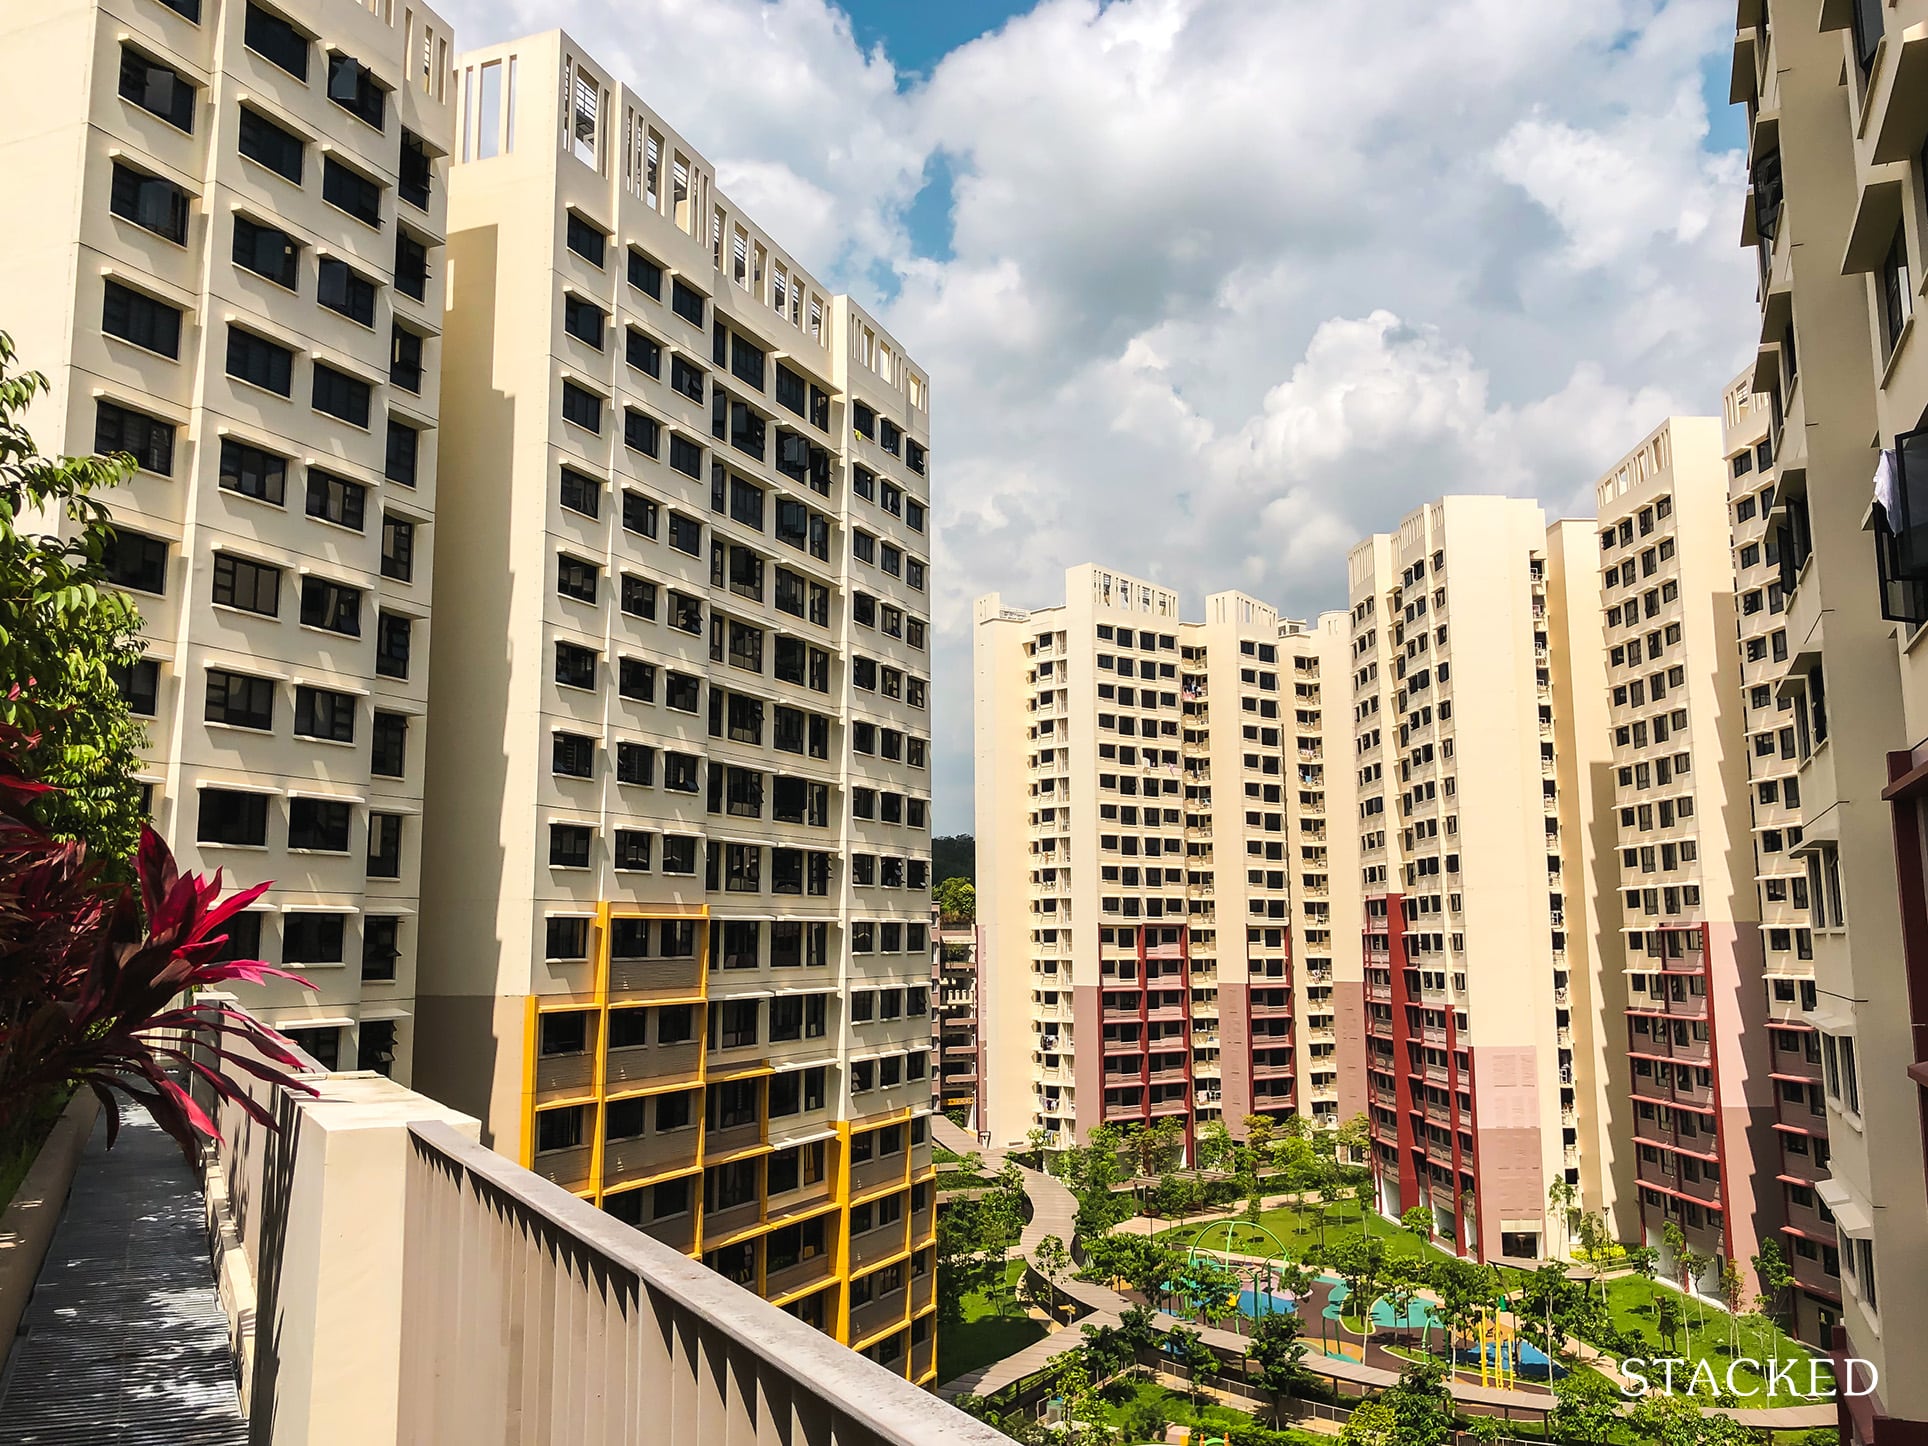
[1348,499,1613,1263]
[1592,417,1778,1304]
[411,31,937,1382]
[1723,372,1839,1342]
[932,907,983,1126]
[973,566,1360,1151]
[1734,3,1928,1435]
[0,0,457,1079]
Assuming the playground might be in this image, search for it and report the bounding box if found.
[1153,1221,1563,1393]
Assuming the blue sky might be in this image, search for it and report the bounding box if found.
[838,0,1034,78]
[442,0,1763,830]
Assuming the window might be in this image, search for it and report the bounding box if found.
[730,334,765,391]
[561,381,602,433]
[394,228,430,302]
[231,215,300,289]
[671,278,705,327]
[305,470,366,531]
[552,731,594,778]
[381,514,415,582]
[399,129,432,210]
[550,824,592,869]
[244,4,309,78]
[102,529,169,595]
[367,813,402,877]
[300,576,361,636]
[669,435,703,478]
[371,711,407,777]
[326,50,385,129]
[628,249,663,298]
[95,401,174,475]
[662,834,698,872]
[110,658,160,716]
[554,642,597,690]
[623,408,659,457]
[390,326,423,392]
[120,46,195,131]
[670,354,705,403]
[111,162,189,244]
[545,916,590,960]
[556,554,599,603]
[375,612,412,679]
[386,420,419,486]
[563,294,605,349]
[625,329,661,377]
[286,796,351,852]
[218,438,287,506]
[102,281,181,359]
[362,916,400,980]
[198,789,268,846]
[205,670,274,730]
[283,913,345,965]
[614,831,652,871]
[617,658,656,702]
[226,326,292,395]
[535,1108,583,1154]
[321,157,383,227]
[281,685,356,747]
[565,213,607,267]
[1880,226,1912,359]
[614,742,655,787]
[315,258,380,329]
[237,105,303,183]
[211,553,280,615]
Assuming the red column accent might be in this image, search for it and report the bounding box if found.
[1136,924,1151,1129]
[1384,897,1422,1220]
[1444,999,1471,1259]
[1179,925,1195,1161]
[1696,921,1737,1268]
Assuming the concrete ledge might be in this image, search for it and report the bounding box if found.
[0,1092,102,1368]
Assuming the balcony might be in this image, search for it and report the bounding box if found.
[166,1011,1001,1443]
[609,954,705,1002]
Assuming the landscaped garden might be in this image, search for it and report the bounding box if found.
[938,1260,1048,1384]
[942,1114,1840,1442]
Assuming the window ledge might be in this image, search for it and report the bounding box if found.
[1879,315,1916,389]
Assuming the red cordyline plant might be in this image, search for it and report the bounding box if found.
[0,720,317,1161]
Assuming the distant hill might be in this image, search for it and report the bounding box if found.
[931,834,975,884]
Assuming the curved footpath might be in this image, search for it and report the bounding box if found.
[928,1119,1835,1432]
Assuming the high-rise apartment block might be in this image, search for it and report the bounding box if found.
[0,0,457,1079]
[1723,372,1839,1339]
[973,567,1357,1150]
[410,31,937,1381]
[932,907,984,1126]
[1734,0,1928,1432]
[1348,499,1608,1263]
[1592,417,1776,1301]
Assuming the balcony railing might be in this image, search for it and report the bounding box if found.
[193,1003,1000,1446]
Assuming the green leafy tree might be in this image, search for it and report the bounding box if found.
[1548,1367,1620,1446]
[1247,1311,1310,1419]
[1166,1325,1219,1407]
[1375,1356,1457,1446]
[1401,1204,1433,1254]
[0,332,148,858]
[1548,1174,1579,1257]
[1576,1211,1612,1304]
[933,875,975,923]
[1338,1399,1399,1446]
[1035,1233,1071,1323]
[1196,1118,1234,1173]
[1463,1416,1505,1445]
[1751,1237,1793,1336]
[1655,1291,1681,1354]
[1718,1256,1747,1359]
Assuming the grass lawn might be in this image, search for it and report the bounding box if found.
[1155,1196,1461,1271]
[938,1261,1047,1384]
[1092,1378,1328,1444]
[1588,1275,1821,1404]
[936,1169,990,1191]
[934,1144,966,1166]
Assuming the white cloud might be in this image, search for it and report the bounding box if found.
[433,0,1759,828]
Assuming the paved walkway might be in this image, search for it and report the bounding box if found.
[0,1111,245,1444]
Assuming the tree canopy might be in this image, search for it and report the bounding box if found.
[0,332,148,858]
